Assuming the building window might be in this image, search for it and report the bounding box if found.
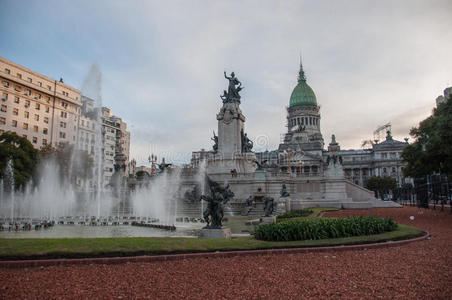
[2,81,8,88]
[42,139,47,145]
[13,108,18,115]
[4,68,10,74]
[1,104,6,112]
[25,89,31,96]
[44,117,49,124]
[60,111,67,118]
[59,132,66,139]
[23,123,28,130]
[383,167,387,173]
[46,97,50,103]
[11,120,17,127]
[14,97,19,104]
[43,128,48,134]
[0,117,5,125]
[24,100,30,108]
[27,77,32,83]
[381,153,387,159]
[17,73,22,79]
[33,125,38,132]
[24,111,29,118]
[47,85,51,91]
[392,167,396,172]
[60,121,66,128]
[34,114,39,121]
[32,137,37,144]
[1,93,7,101]
[35,94,41,100]
[45,106,49,113]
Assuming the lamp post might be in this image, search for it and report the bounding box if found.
[149,154,157,176]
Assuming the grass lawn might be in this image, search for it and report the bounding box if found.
[0,224,424,260]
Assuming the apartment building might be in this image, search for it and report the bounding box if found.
[0,57,81,148]
[76,96,130,186]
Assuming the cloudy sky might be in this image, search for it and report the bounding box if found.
[1,0,451,165]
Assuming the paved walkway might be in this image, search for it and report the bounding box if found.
[0,206,451,299]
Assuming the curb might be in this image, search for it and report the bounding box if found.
[0,232,429,269]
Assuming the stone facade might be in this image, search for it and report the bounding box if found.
[76,96,130,187]
[0,56,81,148]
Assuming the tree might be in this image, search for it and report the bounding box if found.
[39,143,93,182]
[365,176,397,199]
[402,98,452,177]
[0,131,39,190]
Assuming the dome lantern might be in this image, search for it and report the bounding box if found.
[289,62,317,107]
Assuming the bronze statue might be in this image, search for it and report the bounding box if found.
[263,196,274,217]
[200,177,234,229]
[253,159,267,170]
[241,129,253,152]
[280,184,290,198]
[222,71,244,103]
[211,131,218,153]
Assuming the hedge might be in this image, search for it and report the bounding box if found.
[254,216,397,241]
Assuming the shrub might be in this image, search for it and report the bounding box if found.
[277,209,313,220]
[254,216,397,241]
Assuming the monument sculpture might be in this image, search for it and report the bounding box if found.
[199,177,234,238]
[277,184,290,213]
[206,71,257,175]
[211,131,218,154]
[223,71,243,103]
[241,129,253,152]
[263,197,274,217]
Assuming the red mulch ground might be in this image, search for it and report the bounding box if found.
[1,206,451,299]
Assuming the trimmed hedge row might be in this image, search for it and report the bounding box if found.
[254,216,397,241]
[276,209,313,220]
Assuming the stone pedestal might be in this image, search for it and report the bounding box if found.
[276,197,290,214]
[200,227,232,239]
[259,216,276,225]
[206,152,256,175]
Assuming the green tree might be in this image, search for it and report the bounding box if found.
[365,176,397,199]
[402,98,452,177]
[39,143,93,182]
[0,131,39,190]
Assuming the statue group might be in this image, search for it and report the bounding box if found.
[221,71,244,104]
[200,177,234,229]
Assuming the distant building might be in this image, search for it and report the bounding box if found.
[253,62,410,188]
[0,56,81,148]
[76,96,130,186]
[435,86,451,107]
[340,131,408,186]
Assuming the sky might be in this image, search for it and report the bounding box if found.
[1,0,451,166]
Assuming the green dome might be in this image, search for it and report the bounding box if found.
[289,64,317,107]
